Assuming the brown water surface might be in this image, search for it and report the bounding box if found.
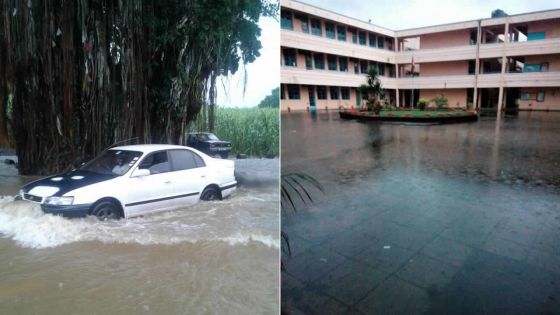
[0,160,279,314]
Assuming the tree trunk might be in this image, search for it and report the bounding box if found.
[2,0,267,174]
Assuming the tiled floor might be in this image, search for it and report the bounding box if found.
[282,174,560,314]
[281,111,560,315]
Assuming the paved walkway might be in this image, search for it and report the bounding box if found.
[282,170,560,314]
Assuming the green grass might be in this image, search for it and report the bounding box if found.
[191,107,279,157]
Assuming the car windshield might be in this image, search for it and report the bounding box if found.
[207,133,219,140]
[80,150,143,175]
[197,133,219,141]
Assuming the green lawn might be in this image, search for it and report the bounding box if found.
[374,109,474,117]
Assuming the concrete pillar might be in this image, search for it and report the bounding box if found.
[497,22,509,117]
[477,90,482,108]
[497,86,504,115]
[473,20,482,111]
[395,36,400,108]
[395,66,400,107]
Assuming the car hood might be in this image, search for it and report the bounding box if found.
[21,170,117,197]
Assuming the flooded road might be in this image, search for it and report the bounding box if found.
[282,111,560,314]
[0,160,279,314]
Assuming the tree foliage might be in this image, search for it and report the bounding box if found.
[491,9,508,18]
[0,0,278,175]
[359,67,384,114]
[258,87,279,108]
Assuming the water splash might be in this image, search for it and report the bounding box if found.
[0,196,279,249]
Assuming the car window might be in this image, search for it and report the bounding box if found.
[169,149,205,171]
[193,153,205,168]
[207,134,219,140]
[80,150,142,176]
[138,151,170,174]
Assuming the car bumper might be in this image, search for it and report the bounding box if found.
[205,148,231,154]
[220,181,237,197]
[41,203,92,218]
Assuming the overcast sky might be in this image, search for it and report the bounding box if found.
[217,16,279,108]
[297,0,559,30]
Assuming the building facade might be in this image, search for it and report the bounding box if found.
[280,0,560,112]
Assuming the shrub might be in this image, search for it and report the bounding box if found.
[432,93,448,109]
[417,98,429,110]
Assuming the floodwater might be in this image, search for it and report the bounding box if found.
[282,111,560,314]
[0,160,279,314]
[282,111,560,187]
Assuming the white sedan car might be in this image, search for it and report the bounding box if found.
[18,144,237,220]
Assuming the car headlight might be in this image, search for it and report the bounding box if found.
[44,196,74,206]
[209,143,215,148]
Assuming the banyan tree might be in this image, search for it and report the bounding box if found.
[0,0,277,175]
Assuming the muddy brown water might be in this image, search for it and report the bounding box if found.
[0,160,279,314]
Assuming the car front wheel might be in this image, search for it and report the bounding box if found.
[91,201,120,221]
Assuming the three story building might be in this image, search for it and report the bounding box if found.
[280,0,560,113]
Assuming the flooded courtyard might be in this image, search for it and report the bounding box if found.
[281,111,560,314]
[0,160,279,314]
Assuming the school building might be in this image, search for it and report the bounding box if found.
[280,0,560,112]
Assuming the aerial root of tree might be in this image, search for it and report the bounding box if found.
[0,0,278,175]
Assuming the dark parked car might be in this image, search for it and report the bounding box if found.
[185,132,232,158]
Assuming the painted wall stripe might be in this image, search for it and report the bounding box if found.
[125,192,199,207]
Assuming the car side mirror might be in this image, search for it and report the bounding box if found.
[132,169,150,177]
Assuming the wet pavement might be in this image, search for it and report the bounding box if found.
[281,111,560,314]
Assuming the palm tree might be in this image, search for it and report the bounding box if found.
[280,173,323,270]
[358,67,384,114]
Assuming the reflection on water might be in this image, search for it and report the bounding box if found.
[0,185,279,314]
[282,111,560,189]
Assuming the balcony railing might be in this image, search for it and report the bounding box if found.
[282,29,395,64]
[282,67,560,90]
[394,37,560,63]
[281,66,398,88]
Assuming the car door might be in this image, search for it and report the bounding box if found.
[167,149,208,208]
[125,150,176,216]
